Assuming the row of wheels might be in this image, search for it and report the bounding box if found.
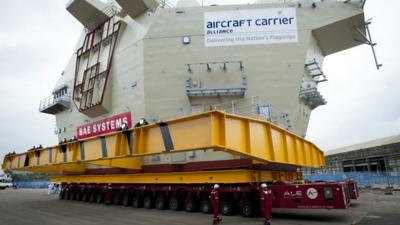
[59,189,257,217]
[59,189,214,214]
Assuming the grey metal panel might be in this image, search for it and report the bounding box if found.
[66,0,109,30]
[115,0,159,18]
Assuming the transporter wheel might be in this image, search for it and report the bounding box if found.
[112,192,121,205]
[169,196,181,211]
[89,192,97,203]
[200,201,212,214]
[132,196,142,208]
[96,192,104,204]
[241,202,255,217]
[59,190,65,200]
[155,197,167,210]
[82,192,89,202]
[71,191,77,200]
[143,195,154,209]
[184,198,197,212]
[221,201,234,216]
[122,194,131,207]
[76,191,83,201]
[68,190,74,200]
[65,190,72,200]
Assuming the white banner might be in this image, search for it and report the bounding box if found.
[204,8,298,47]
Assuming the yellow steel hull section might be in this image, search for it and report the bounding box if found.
[51,169,302,184]
[3,111,325,174]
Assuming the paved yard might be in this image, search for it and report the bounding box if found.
[0,189,399,225]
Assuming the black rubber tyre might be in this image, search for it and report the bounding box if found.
[59,190,65,200]
[221,201,234,216]
[112,192,121,205]
[200,201,212,214]
[89,192,97,203]
[65,191,72,200]
[71,191,77,201]
[143,195,154,209]
[241,201,255,217]
[82,192,89,202]
[76,191,83,201]
[155,197,167,210]
[122,194,131,207]
[132,196,142,208]
[184,198,197,212]
[96,192,104,204]
[169,196,181,211]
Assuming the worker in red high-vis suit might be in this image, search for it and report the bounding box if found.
[260,183,274,225]
[210,184,222,224]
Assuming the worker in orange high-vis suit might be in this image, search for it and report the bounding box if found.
[210,184,222,224]
[260,183,274,225]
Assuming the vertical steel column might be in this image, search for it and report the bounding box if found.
[367,158,371,172]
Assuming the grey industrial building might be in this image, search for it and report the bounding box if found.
[310,134,400,173]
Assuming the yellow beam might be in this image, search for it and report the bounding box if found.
[51,169,302,184]
[3,111,325,174]
[87,157,141,170]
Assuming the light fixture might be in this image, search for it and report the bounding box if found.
[121,123,129,131]
[182,36,191,45]
[135,118,148,127]
[139,118,147,125]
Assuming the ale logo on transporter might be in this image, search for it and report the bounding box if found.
[306,188,318,200]
[204,8,298,47]
[283,190,303,199]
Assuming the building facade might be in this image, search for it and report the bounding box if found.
[307,135,400,174]
[38,0,367,143]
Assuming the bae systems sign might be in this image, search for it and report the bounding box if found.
[204,8,298,47]
[77,112,132,139]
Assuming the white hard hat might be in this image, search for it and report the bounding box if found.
[261,183,267,188]
[214,184,220,189]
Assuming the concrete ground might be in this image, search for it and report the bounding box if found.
[0,189,399,225]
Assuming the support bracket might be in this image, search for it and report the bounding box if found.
[353,20,382,70]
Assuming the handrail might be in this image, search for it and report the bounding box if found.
[39,94,71,111]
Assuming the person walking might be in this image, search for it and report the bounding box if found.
[260,183,273,225]
[210,184,222,224]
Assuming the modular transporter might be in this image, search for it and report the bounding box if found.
[2,0,372,217]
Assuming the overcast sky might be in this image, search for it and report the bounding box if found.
[0,0,399,164]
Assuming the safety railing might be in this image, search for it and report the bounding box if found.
[39,94,71,114]
[211,96,293,131]
[147,96,293,131]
